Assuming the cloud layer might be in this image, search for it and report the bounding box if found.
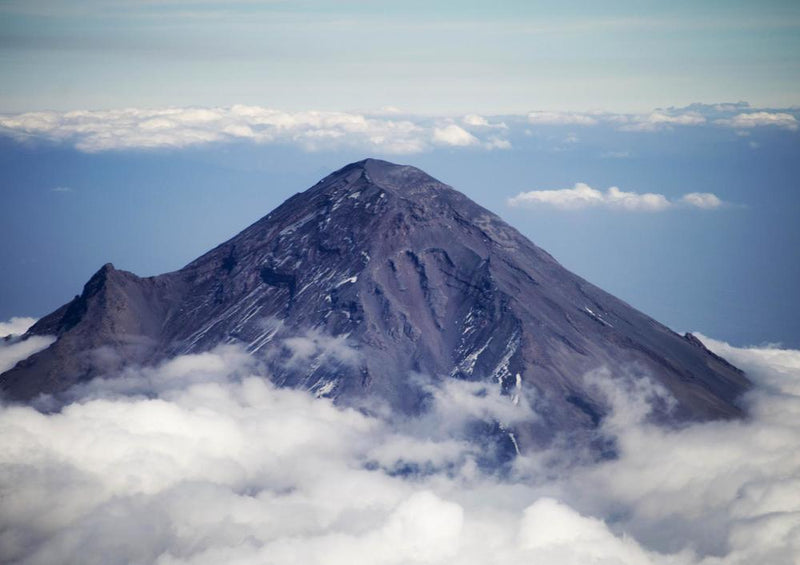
[0,107,511,154]
[1,322,799,565]
[0,104,796,154]
[508,182,725,212]
[0,317,37,338]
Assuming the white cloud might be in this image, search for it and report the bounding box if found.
[463,114,508,130]
[0,336,55,375]
[1,336,799,564]
[0,106,509,155]
[620,110,706,132]
[680,192,723,209]
[507,182,716,212]
[463,114,490,127]
[716,111,798,131]
[432,124,479,147]
[483,136,512,150]
[0,105,795,154]
[0,317,37,338]
[525,106,799,133]
[527,111,599,126]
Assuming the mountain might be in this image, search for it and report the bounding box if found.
[1,159,750,451]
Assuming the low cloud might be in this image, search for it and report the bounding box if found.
[1,333,799,564]
[715,111,798,131]
[1,104,794,155]
[0,106,512,155]
[680,192,723,209]
[525,106,799,133]
[0,316,56,375]
[462,114,507,129]
[619,110,706,132]
[0,317,37,338]
[528,111,599,126]
[507,183,725,212]
[432,124,480,147]
[0,336,55,374]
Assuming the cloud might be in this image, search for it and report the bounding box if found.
[463,114,490,127]
[0,317,37,338]
[527,111,599,126]
[0,317,55,375]
[0,106,511,155]
[716,111,798,131]
[483,136,512,150]
[0,105,794,154]
[525,106,800,133]
[463,114,508,129]
[619,110,706,132]
[507,183,725,212]
[680,192,723,209]
[432,124,479,147]
[1,336,799,564]
[0,336,55,375]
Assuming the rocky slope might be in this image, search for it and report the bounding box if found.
[1,159,750,451]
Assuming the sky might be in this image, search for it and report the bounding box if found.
[1,1,800,113]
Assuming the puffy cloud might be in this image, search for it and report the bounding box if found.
[463,114,490,127]
[680,192,723,209]
[0,317,37,338]
[0,105,795,154]
[507,182,725,212]
[0,106,511,155]
[716,111,798,131]
[432,124,479,147]
[463,114,508,129]
[1,333,800,564]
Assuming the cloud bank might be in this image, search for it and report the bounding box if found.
[1,323,799,565]
[0,107,511,154]
[0,104,796,154]
[507,182,725,212]
[716,111,798,131]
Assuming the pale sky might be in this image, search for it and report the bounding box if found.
[1,0,799,113]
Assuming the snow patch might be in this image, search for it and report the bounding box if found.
[334,276,358,288]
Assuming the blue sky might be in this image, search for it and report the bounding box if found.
[1,1,799,347]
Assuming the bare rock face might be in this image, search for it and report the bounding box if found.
[1,159,750,451]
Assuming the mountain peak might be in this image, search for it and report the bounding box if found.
[311,158,454,203]
[1,160,750,454]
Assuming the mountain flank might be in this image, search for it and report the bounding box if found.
[1,159,750,450]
